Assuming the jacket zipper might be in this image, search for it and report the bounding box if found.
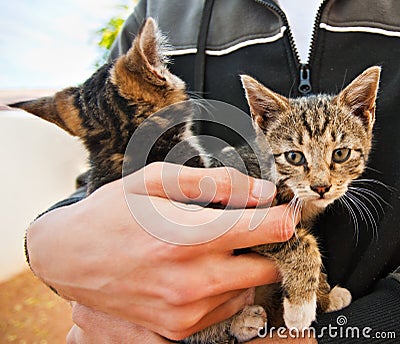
[298,64,312,94]
[301,0,329,95]
[254,0,301,62]
[254,0,328,96]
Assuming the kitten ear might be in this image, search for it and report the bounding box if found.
[335,66,381,130]
[124,17,170,84]
[8,87,83,136]
[240,75,289,130]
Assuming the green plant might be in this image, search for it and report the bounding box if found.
[95,1,137,67]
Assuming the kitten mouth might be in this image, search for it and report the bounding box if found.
[313,196,335,207]
[301,193,333,204]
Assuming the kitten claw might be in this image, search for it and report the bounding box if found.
[230,305,267,342]
[326,286,352,312]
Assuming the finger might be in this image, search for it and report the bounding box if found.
[122,290,248,334]
[176,253,280,302]
[122,193,297,247]
[161,288,257,341]
[211,203,300,251]
[202,253,281,294]
[125,162,276,208]
[143,253,279,306]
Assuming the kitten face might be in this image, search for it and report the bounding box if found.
[242,67,381,209]
[268,95,371,208]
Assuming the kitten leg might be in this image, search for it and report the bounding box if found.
[181,319,231,344]
[317,272,352,313]
[325,286,352,312]
[229,305,267,342]
[182,305,266,344]
[255,228,322,330]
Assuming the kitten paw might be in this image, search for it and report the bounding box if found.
[283,295,316,330]
[326,286,352,312]
[230,305,267,343]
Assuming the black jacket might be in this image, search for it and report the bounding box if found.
[109,0,400,342]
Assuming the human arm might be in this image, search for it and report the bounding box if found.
[27,162,298,341]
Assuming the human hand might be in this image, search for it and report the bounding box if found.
[27,162,298,340]
[67,303,171,344]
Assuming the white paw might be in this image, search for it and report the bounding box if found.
[326,286,352,312]
[230,305,267,342]
[283,294,316,330]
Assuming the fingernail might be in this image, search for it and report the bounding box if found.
[283,225,295,240]
[252,180,276,200]
[283,208,299,239]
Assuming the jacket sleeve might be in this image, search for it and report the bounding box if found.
[314,270,400,343]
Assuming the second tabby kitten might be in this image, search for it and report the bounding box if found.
[184,66,380,343]
[10,18,381,344]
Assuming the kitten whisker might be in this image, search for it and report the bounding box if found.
[351,178,395,192]
[284,195,303,242]
[348,186,387,212]
[338,196,360,245]
[342,192,379,240]
[287,80,296,99]
[350,191,379,236]
[344,193,368,225]
[364,166,383,174]
[347,188,381,220]
[190,98,217,121]
[339,69,349,95]
[187,91,206,100]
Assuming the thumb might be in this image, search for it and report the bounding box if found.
[124,162,276,208]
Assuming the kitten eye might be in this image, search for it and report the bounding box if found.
[332,148,351,163]
[284,151,306,166]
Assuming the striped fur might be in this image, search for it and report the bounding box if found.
[234,66,380,339]
[10,18,188,193]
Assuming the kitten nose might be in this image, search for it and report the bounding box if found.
[311,184,331,197]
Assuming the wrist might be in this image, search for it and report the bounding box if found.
[26,201,84,296]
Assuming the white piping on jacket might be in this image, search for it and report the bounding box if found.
[166,26,287,56]
[320,22,400,37]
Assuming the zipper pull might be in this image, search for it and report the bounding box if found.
[298,64,312,95]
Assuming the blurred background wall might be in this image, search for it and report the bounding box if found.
[0,95,88,282]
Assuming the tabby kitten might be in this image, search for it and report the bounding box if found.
[10,17,381,344]
[184,67,380,343]
[11,18,189,193]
